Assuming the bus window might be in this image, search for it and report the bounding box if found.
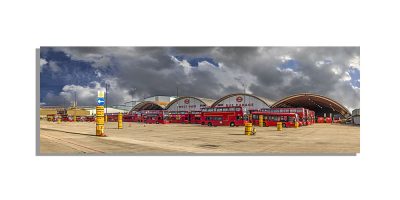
[236,116,242,120]
[229,107,235,111]
[252,115,258,120]
[235,108,241,111]
[297,108,302,112]
[222,108,228,112]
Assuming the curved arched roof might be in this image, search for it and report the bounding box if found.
[211,93,274,108]
[271,93,350,116]
[128,101,164,113]
[165,96,215,110]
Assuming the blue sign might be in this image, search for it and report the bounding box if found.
[97,98,105,106]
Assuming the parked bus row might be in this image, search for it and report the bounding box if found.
[122,106,314,128]
[47,106,328,128]
[46,114,95,122]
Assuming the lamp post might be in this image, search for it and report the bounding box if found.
[176,86,179,112]
[130,88,136,109]
[105,83,109,122]
[74,91,77,122]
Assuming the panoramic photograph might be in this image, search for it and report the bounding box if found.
[38,47,360,155]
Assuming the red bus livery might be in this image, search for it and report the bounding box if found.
[141,110,170,124]
[251,112,299,128]
[123,112,143,122]
[264,108,308,126]
[169,111,189,124]
[188,111,202,124]
[201,106,247,127]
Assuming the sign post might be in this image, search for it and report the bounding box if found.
[96,91,106,136]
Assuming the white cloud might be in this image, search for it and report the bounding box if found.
[349,56,360,69]
[331,67,341,75]
[40,59,61,73]
[280,55,292,62]
[42,47,360,109]
[40,58,47,72]
[45,79,134,106]
[171,56,192,75]
[341,72,352,81]
[48,61,61,72]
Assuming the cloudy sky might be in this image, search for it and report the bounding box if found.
[39,47,360,110]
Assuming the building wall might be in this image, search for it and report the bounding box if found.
[145,96,176,102]
[167,97,208,111]
[352,109,360,116]
[40,109,58,116]
[67,109,90,116]
[352,109,360,125]
[214,95,270,111]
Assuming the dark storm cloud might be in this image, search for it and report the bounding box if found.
[114,53,226,99]
[171,47,215,55]
[40,47,360,110]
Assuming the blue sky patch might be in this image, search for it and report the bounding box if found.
[280,59,298,70]
[40,48,113,102]
[348,68,360,88]
[174,55,219,67]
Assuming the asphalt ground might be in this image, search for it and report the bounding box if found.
[39,121,360,155]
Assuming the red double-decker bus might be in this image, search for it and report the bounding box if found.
[251,111,299,128]
[168,111,189,124]
[305,109,311,125]
[317,117,324,123]
[141,110,170,124]
[309,110,315,124]
[266,108,307,126]
[201,106,247,127]
[105,113,119,122]
[124,111,146,122]
[188,111,202,124]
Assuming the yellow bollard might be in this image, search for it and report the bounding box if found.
[96,106,106,136]
[277,122,283,131]
[259,114,263,127]
[105,115,108,123]
[57,117,61,124]
[118,112,123,129]
[245,122,253,135]
[73,115,76,122]
[295,121,299,128]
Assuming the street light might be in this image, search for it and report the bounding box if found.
[130,88,137,109]
[105,83,109,120]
